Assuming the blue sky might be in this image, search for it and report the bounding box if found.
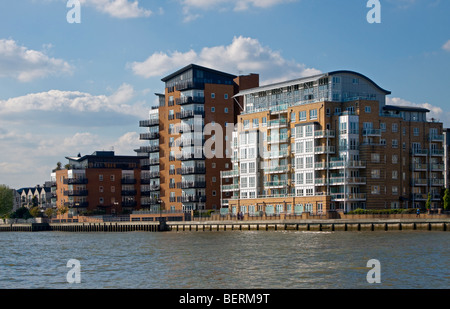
[0,0,449,188]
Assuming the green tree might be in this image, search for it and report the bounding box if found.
[0,185,14,216]
[443,188,450,211]
[10,207,32,219]
[426,192,432,211]
[55,162,62,171]
[29,206,40,218]
[45,208,55,218]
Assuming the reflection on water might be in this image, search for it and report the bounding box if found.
[0,231,448,289]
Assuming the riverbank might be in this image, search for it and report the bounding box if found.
[1,218,449,232]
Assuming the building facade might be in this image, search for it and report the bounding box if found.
[138,64,259,213]
[221,71,445,216]
[51,151,146,215]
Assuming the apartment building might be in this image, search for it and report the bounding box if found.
[221,70,446,216]
[138,64,259,213]
[51,151,147,215]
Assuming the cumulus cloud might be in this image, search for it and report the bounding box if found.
[129,36,321,85]
[180,0,296,21]
[0,83,147,118]
[443,40,450,52]
[79,0,152,19]
[0,39,72,82]
[387,97,450,127]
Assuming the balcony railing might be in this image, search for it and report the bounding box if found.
[121,178,137,185]
[64,202,89,208]
[221,169,239,178]
[140,132,160,140]
[267,134,289,144]
[430,149,444,156]
[177,195,207,203]
[314,130,336,139]
[177,181,206,189]
[265,181,288,188]
[63,178,88,185]
[177,167,206,175]
[268,119,288,128]
[121,190,137,196]
[222,184,239,192]
[176,110,205,120]
[429,134,444,142]
[139,119,159,127]
[264,166,289,174]
[411,149,428,156]
[331,193,367,201]
[138,145,160,153]
[362,129,382,136]
[64,190,88,196]
[315,146,335,154]
[176,96,205,105]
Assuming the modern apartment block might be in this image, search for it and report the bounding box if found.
[221,70,446,216]
[51,151,146,215]
[138,64,259,212]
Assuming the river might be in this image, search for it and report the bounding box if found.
[0,230,448,289]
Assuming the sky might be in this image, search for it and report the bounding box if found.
[0,0,449,189]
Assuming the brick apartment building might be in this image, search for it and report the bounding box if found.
[220,70,446,216]
[138,64,259,213]
[51,151,147,215]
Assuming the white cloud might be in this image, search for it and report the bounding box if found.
[129,36,321,85]
[387,97,450,127]
[443,40,450,52]
[0,83,147,118]
[0,39,72,82]
[180,0,296,21]
[79,0,152,19]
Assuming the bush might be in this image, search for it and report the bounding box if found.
[9,207,32,219]
[348,208,416,215]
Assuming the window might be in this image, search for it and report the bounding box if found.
[305,172,313,184]
[211,107,215,112]
[262,117,267,127]
[413,128,420,136]
[212,177,216,183]
[392,139,398,148]
[212,190,216,196]
[211,93,215,99]
[392,123,398,133]
[380,123,386,132]
[392,170,398,179]
[310,109,318,120]
[99,197,104,204]
[291,112,296,122]
[365,106,371,113]
[371,169,380,179]
[371,153,380,163]
[111,186,115,193]
[371,186,380,194]
[224,94,228,99]
[110,175,115,181]
[224,108,229,113]
[392,186,398,195]
[299,111,307,121]
[253,118,259,128]
[243,120,249,129]
[212,163,216,168]
[99,186,104,193]
[392,155,398,164]
[99,175,104,181]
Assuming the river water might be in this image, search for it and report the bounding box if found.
[0,230,448,289]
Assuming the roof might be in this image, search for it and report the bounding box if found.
[161,64,237,82]
[234,70,391,97]
[383,105,430,113]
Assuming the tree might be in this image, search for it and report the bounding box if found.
[55,162,62,171]
[426,193,432,211]
[45,208,55,218]
[443,189,450,211]
[29,206,40,218]
[0,185,14,216]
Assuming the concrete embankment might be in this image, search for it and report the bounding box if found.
[0,219,449,232]
[167,219,450,232]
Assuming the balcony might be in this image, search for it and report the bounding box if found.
[122,201,138,208]
[140,132,160,140]
[177,195,207,203]
[64,202,89,208]
[139,119,159,127]
[149,184,160,191]
[264,166,289,174]
[121,178,137,185]
[411,194,427,201]
[268,119,288,129]
[430,149,444,156]
[429,134,444,142]
[63,178,88,185]
[64,190,88,197]
[362,129,382,136]
[176,96,205,105]
[267,134,289,144]
[177,181,206,189]
[328,160,366,170]
[176,110,205,120]
[431,164,444,172]
[265,181,288,188]
[329,177,366,186]
[411,163,428,171]
[222,184,239,192]
[121,190,137,196]
[140,158,159,167]
[314,130,336,139]
[177,166,206,175]
[430,179,444,187]
[411,149,428,156]
[138,145,160,153]
[331,193,366,202]
[221,169,239,178]
[178,153,205,161]
[315,146,335,154]
[411,179,427,186]
[263,150,289,159]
